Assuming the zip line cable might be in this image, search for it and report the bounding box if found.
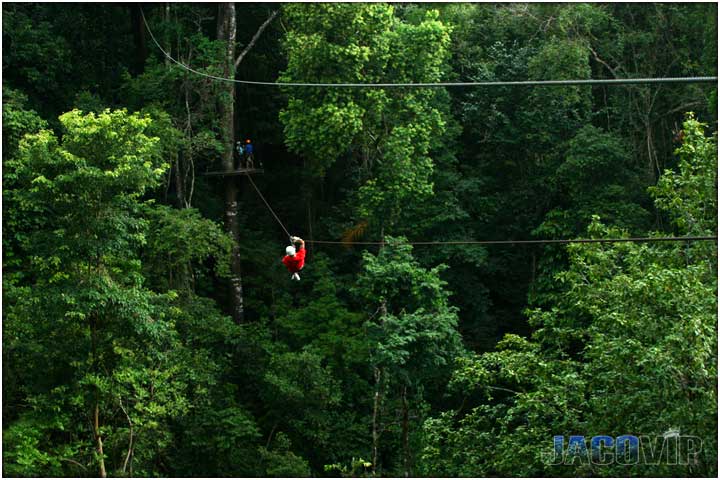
[309,237,718,246]
[246,173,292,240]
[142,10,718,247]
[141,9,717,88]
[245,174,717,247]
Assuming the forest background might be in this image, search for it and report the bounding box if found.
[2,2,718,477]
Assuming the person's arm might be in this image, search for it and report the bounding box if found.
[291,236,305,250]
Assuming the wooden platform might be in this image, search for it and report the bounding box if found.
[201,168,264,177]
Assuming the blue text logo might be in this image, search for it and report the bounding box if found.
[546,434,702,465]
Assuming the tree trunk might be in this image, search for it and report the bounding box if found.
[531,251,536,284]
[129,5,148,75]
[372,299,389,475]
[401,385,410,477]
[119,397,134,476]
[305,173,314,261]
[90,318,107,478]
[183,78,195,208]
[164,3,171,67]
[93,402,107,478]
[371,366,382,476]
[217,3,244,323]
[174,153,185,208]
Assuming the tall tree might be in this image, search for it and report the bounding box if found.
[216,3,278,323]
[355,238,465,476]
[279,3,453,239]
[4,109,168,477]
[3,107,253,477]
[215,3,244,322]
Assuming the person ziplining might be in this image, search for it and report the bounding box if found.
[243,168,715,275]
[283,236,306,281]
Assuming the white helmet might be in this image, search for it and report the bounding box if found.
[286,245,296,256]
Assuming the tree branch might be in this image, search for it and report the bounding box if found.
[61,458,88,471]
[662,101,704,117]
[487,385,522,395]
[118,397,134,475]
[589,46,618,79]
[235,10,279,69]
[265,422,278,449]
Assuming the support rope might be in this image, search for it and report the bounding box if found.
[308,236,718,246]
[246,173,292,240]
[140,9,717,89]
[243,174,717,247]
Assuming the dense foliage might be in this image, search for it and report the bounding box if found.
[3,3,717,477]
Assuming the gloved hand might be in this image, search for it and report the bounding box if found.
[290,236,300,243]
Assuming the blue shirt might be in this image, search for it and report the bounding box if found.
[245,143,254,154]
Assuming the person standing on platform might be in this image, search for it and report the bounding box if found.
[245,139,254,169]
[235,140,245,169]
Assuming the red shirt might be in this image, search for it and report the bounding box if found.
[282,248,306,273]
